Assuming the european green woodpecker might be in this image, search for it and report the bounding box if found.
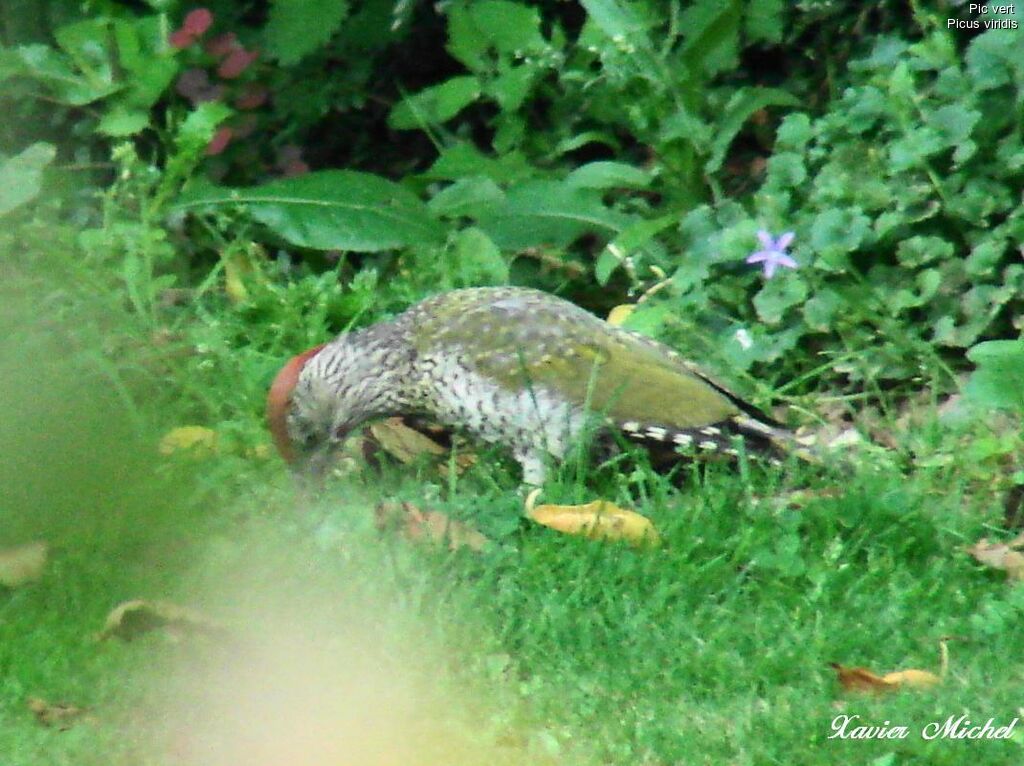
[267,287,794,484]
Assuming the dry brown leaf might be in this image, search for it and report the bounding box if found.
[881,668,942,689]
[966,536,1024,581]
[374,502,489,552]
[830,637,951,695]
[99,599,227,642]
[0,541,48,587]
[828,663,898,694]
[368,418,447,463]
[159,426,217,456]
[525,492,660,546]
[27,697,89,730]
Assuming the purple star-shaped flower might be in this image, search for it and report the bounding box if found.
[746,230,798,278]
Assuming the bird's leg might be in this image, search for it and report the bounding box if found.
[514,448,548,489]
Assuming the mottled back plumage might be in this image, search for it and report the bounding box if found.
[267,287,792,484]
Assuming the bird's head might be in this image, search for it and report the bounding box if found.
[266,343,351,480]
[268,328,411,481]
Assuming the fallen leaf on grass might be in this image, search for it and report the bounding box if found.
[27,697,90,730]
[159,426,217,456]
[0,541,48,587]
[880,668,942,689]
[363,418,476,478]
[606,304,635,327]
[965,533,1024,581]
[99,599,227,642]
[827,664,898,694]
[830,637,950,694]
[368,418,447,463]
[525,490,660,546]
[828,663,940,693]
[374,501,490,552]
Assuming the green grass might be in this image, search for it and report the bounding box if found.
[3,257,1023,766]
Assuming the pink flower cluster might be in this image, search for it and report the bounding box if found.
[169,8,272,158]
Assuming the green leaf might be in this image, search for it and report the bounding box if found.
[802,289,843,332]
[113,17,178,108]
[595,214,677,285]
[425,143,536,184]
[745,0,784,44]
[706,87,800,172]
[265,0,351,65]
[450,227,509,285]
[486,63,535,111]
[470,1,547,55]
[753,274,808,325]
[176,102,233,155]
[810,208,871,270]
[567,161,651,189]
[965,340,1024,412]
[10,43,121,105]
[428,176,504,218]
[447,4,490,70]
[680,0,742,75]
[389,76,482,130]
[96,107,150,137]
[774,112,812,151]
[173,170,444,252]
[579,0,649,46]
[0,142,56,218]
[474,179,630,250]
[966,29,1023,91]
[926,104,981,149]
[895,235,954,268]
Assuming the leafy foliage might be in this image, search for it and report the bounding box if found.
[265,0,351,65]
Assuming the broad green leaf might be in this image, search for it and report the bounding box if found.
[965,340,1024,412]
[428,176,504,217]
[753,274,808,325]
[425,143,536,184]
[745,0,784,44]
[486,63,535,111]
[389,76,482,130]
[895,235,954,268]
[266,0,350,65]
[447,4,490,70]
[174,170,444,252]
[112,17,178,108]
[10,43,121,105]
[470,1,547,55]
[926,104,980,148]
[810,208,871,269]
[450,227,509,285]
[706,87,800,173]
[0,142,56,217]
[580,0,648,45]
[54,19,116,86]
[680,0,742,75]
[97,107,150,137]
[474,179,629,250]
[595,214,677,285]
[802,289,843,332]
[774,113,812,151]
[567,162,651,189]
[176,102,232,154]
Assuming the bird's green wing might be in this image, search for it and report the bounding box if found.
[414,288,742,430]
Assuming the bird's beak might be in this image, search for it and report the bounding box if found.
[290,433,349,497]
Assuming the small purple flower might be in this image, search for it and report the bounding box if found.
[746,230,797,279]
